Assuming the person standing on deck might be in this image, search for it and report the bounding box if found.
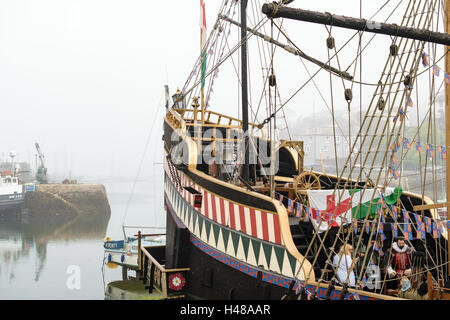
[385,236,415,278]
[333,244,362,287]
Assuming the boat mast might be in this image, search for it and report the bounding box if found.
[445,0,450,276]
[241,0,250,183]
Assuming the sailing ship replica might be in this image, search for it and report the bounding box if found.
[156,0,450,300]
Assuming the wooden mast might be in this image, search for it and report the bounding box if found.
[241,0,250,183]
[445,0,450,277]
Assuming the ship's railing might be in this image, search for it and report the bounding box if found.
[171,107,266,137]
[136,231,190,299]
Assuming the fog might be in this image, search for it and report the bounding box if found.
[0,0,444,182]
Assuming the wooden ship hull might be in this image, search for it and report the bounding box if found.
[134,1,450,301]
[160,108,448,300]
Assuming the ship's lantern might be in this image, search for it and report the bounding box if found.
[172,89,185,108]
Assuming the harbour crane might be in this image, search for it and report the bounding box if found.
[34,142,48,184]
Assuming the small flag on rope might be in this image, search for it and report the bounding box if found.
[287,198,293,215]
[391,222,398,238]
[432,222,439,239]
[416,215,425,240]
[390,140,400,152]
[378,224,387,242]
[402,137,411,150]
[422,52,430,67]
[296,202,302,218]
[361,274,367,289]
[445,73,450,85]
[426,144,434,158]
[390,166,400,180]
[414,141,423,153]
[408,97,413,108]
[437,221,444,238]
[438,146,447,160]
[304,207,310,222]
[433,65,441,77]
[366,221,371,234]
[374,242,384,256]
[392,155,398,165]
[425,216,432,233]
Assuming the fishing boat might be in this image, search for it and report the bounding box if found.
[0,174,25,213]
[145,0,450,300]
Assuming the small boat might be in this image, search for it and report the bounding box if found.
[104,234,166,270]
[0,174,25,213]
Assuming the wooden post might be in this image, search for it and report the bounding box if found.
[137,231,141,273]
[445,0,450,277]
[149,263,156,293]
[143,256,148,284]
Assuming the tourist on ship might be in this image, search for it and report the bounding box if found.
[333,244,361,287]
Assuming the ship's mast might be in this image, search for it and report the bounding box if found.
[445,0,450,276]
[241,0,250,183]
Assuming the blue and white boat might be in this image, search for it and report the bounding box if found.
[104,234,166,269]
[0,175,25,212]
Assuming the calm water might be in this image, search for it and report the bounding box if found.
[0,173,165,300]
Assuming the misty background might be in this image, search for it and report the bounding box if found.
[0,0,445,184]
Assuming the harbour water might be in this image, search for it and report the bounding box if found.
[0,172,165,300]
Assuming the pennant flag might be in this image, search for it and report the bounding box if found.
[391,223,398,238]
[437,221,444,238]
[408,97,413,108]
[361,274,367,289]
[433,65,441,77]
[414,141,423,153]
[296,202,302,218]
[405,223,413,240]
[366,221,371,234]
[445,73,450,85]
[416,215,425,240]
[438,146,447,160]
[200,0,208,89]
[306,188,402,233]
[390,166,400,180]
[426,144,434,158]
[422,52,430,67]
[287,198,293,215]
[432,222,439,239]
[377,223,386,241]
[373,242,384,256]
[392,155,398,165]
[402,137,411,150]
[304,207,310,222]
[390,140,400,152]
[425,216,432,233]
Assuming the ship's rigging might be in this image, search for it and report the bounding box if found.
[163,0,450,299]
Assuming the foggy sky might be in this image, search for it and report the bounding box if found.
[0,1,444,182]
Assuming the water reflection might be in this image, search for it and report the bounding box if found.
[0,207,110,289]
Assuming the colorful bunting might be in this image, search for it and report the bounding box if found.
[422,52,430,67]
[415,141,423,153]
[402,137,411,150]
[426,144,434,158]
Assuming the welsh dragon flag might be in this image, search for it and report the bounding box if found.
[200,0,207,89]
[307,187,402,233]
